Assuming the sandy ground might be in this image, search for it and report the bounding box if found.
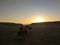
[0,27,60,45]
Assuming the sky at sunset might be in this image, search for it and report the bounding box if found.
[0,0,60,24]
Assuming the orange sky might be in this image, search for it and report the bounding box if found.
[0,0,60,24]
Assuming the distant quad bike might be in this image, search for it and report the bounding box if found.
[17,25,31,40]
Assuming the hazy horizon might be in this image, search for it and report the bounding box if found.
[0,0,60,24]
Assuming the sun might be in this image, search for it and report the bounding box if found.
[33,18,45,23]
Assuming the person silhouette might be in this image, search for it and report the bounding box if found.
[24,25,32,36]
[17,25,24,39]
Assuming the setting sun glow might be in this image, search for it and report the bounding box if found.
[33,18,45,23]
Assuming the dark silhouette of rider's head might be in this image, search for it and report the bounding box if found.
[19,25,23,31]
